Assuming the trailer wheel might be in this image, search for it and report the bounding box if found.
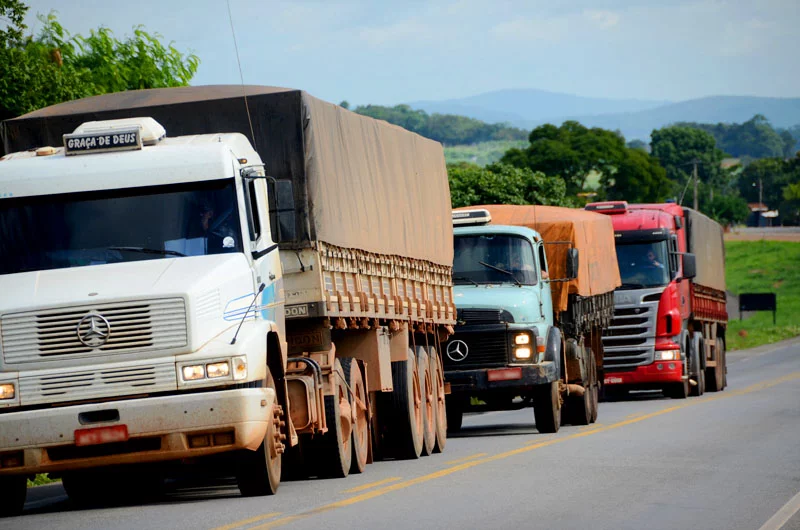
[0,475,26,517]
[533,381,561,433]
[590,384,599,423]
[389,349,424,459]
[445,398,464,433]
[417,347,436,456]
[429,346,447,452]
[236,368,283,495]
[588,349,599,423]
[313,358,352,477]
[706,337,726,392]
[341,357,368,474]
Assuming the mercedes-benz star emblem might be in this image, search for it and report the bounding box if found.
[76,313,111,347]
[446,340,469,362]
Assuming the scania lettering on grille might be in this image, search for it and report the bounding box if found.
[76,313,111,347]
[446,340,469,362]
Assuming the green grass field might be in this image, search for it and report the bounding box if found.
[725,240,800,350]
[444,140,526,166]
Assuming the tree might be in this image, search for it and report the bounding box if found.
[0,10,199,120]
[738,157,793,208]
[603,147,672,203]
[650,126,725,207]
[676,115,787,159]
[448,162,573,208]
[501,121,627,195]
[0,0,26,46]
[339,100,350,110]
[627,139,648,151]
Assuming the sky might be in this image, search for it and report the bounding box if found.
[17,0,800,106]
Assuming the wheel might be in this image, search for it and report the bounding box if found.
[429,346,447,453]
[417,347,436,456]
[445,397,464,433]
[533,381,561,433]
[706,337,726,392]
[341,357,368,474]
[312,358,352,477]
[389,349,424,459]
[589,384,599,423]
[589,354,599,423]
[565,347,592,426]
[236,367,283,495]
[690,338,704,397]
[0,475,26,517]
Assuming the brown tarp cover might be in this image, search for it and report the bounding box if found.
[1,86,453,266]
[684,208,726,292]
[459,205,621,312]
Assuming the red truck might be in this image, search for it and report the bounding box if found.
[584,201,728,398]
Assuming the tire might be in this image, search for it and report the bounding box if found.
[0,475,26,518]
[589,384,599,423]
[236,367,283,495]
[429,347,447,453]
[566,346,592,426]
[533,381,561,434]
[706,337,726,392]
[589,353,599,423]
[341,357,368,474]
[312,358,352,478]
[417,347,436,456]
[445,398,464,433]
[389,349,424,459]
[689,337,704,397]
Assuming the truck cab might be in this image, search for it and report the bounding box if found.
[585,201,700,398]
[0,117,290,513]
[443,210,565,433]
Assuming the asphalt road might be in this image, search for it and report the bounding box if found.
[9,338,800,530]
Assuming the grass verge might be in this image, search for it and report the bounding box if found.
[28,473,60,487]
[725,240,800,350]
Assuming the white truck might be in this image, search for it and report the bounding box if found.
[0,87,455,516]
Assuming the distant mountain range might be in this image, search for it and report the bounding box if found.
[407,89,800,141]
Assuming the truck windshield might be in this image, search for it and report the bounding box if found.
[0,179,243,275]
[453,234,537,285]
[615,240,670,289]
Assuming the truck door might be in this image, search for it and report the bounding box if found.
[242,177,285,336]
[537,241,553,322]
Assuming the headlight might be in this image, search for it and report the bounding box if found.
[182,365,205,381]
[206,361,230,379]
[514,346,532,360]
[514,333,531,345]
[655,349,680,361]
[0,383,15,400]
[232,356,248,380]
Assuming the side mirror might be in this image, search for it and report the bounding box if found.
[566,248,579,280]
[682,253,697,279]
[268,179,297,243]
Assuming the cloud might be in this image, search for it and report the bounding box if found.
[583,9,621,29]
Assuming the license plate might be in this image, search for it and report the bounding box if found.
[604,376,623,385]
[75,425,129,447]
[487,367,523,382]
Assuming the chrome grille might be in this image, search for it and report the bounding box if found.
[601,288,663,369]
[2,299,187,364]
[19,362,177,405]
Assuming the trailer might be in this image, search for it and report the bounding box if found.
[0,86,455,515]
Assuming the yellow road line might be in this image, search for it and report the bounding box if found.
[219,371,800,530]
[342,477,401,493]
[444,453,487,465]
[214,512,281,530]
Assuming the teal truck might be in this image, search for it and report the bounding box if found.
[444,206,620,433]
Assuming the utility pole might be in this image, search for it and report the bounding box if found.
[758,177,763,209]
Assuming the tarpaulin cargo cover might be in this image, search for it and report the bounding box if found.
[458,204,621,313]
[1,86,453,266]
[683,208,726,292]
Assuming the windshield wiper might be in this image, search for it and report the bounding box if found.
[453,275,480,286]
[478,261,522,286]
[106,246,186,257]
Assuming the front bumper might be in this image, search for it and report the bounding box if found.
[445,361,558,394]
[0,387,274,475]
[603,360,683,388]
